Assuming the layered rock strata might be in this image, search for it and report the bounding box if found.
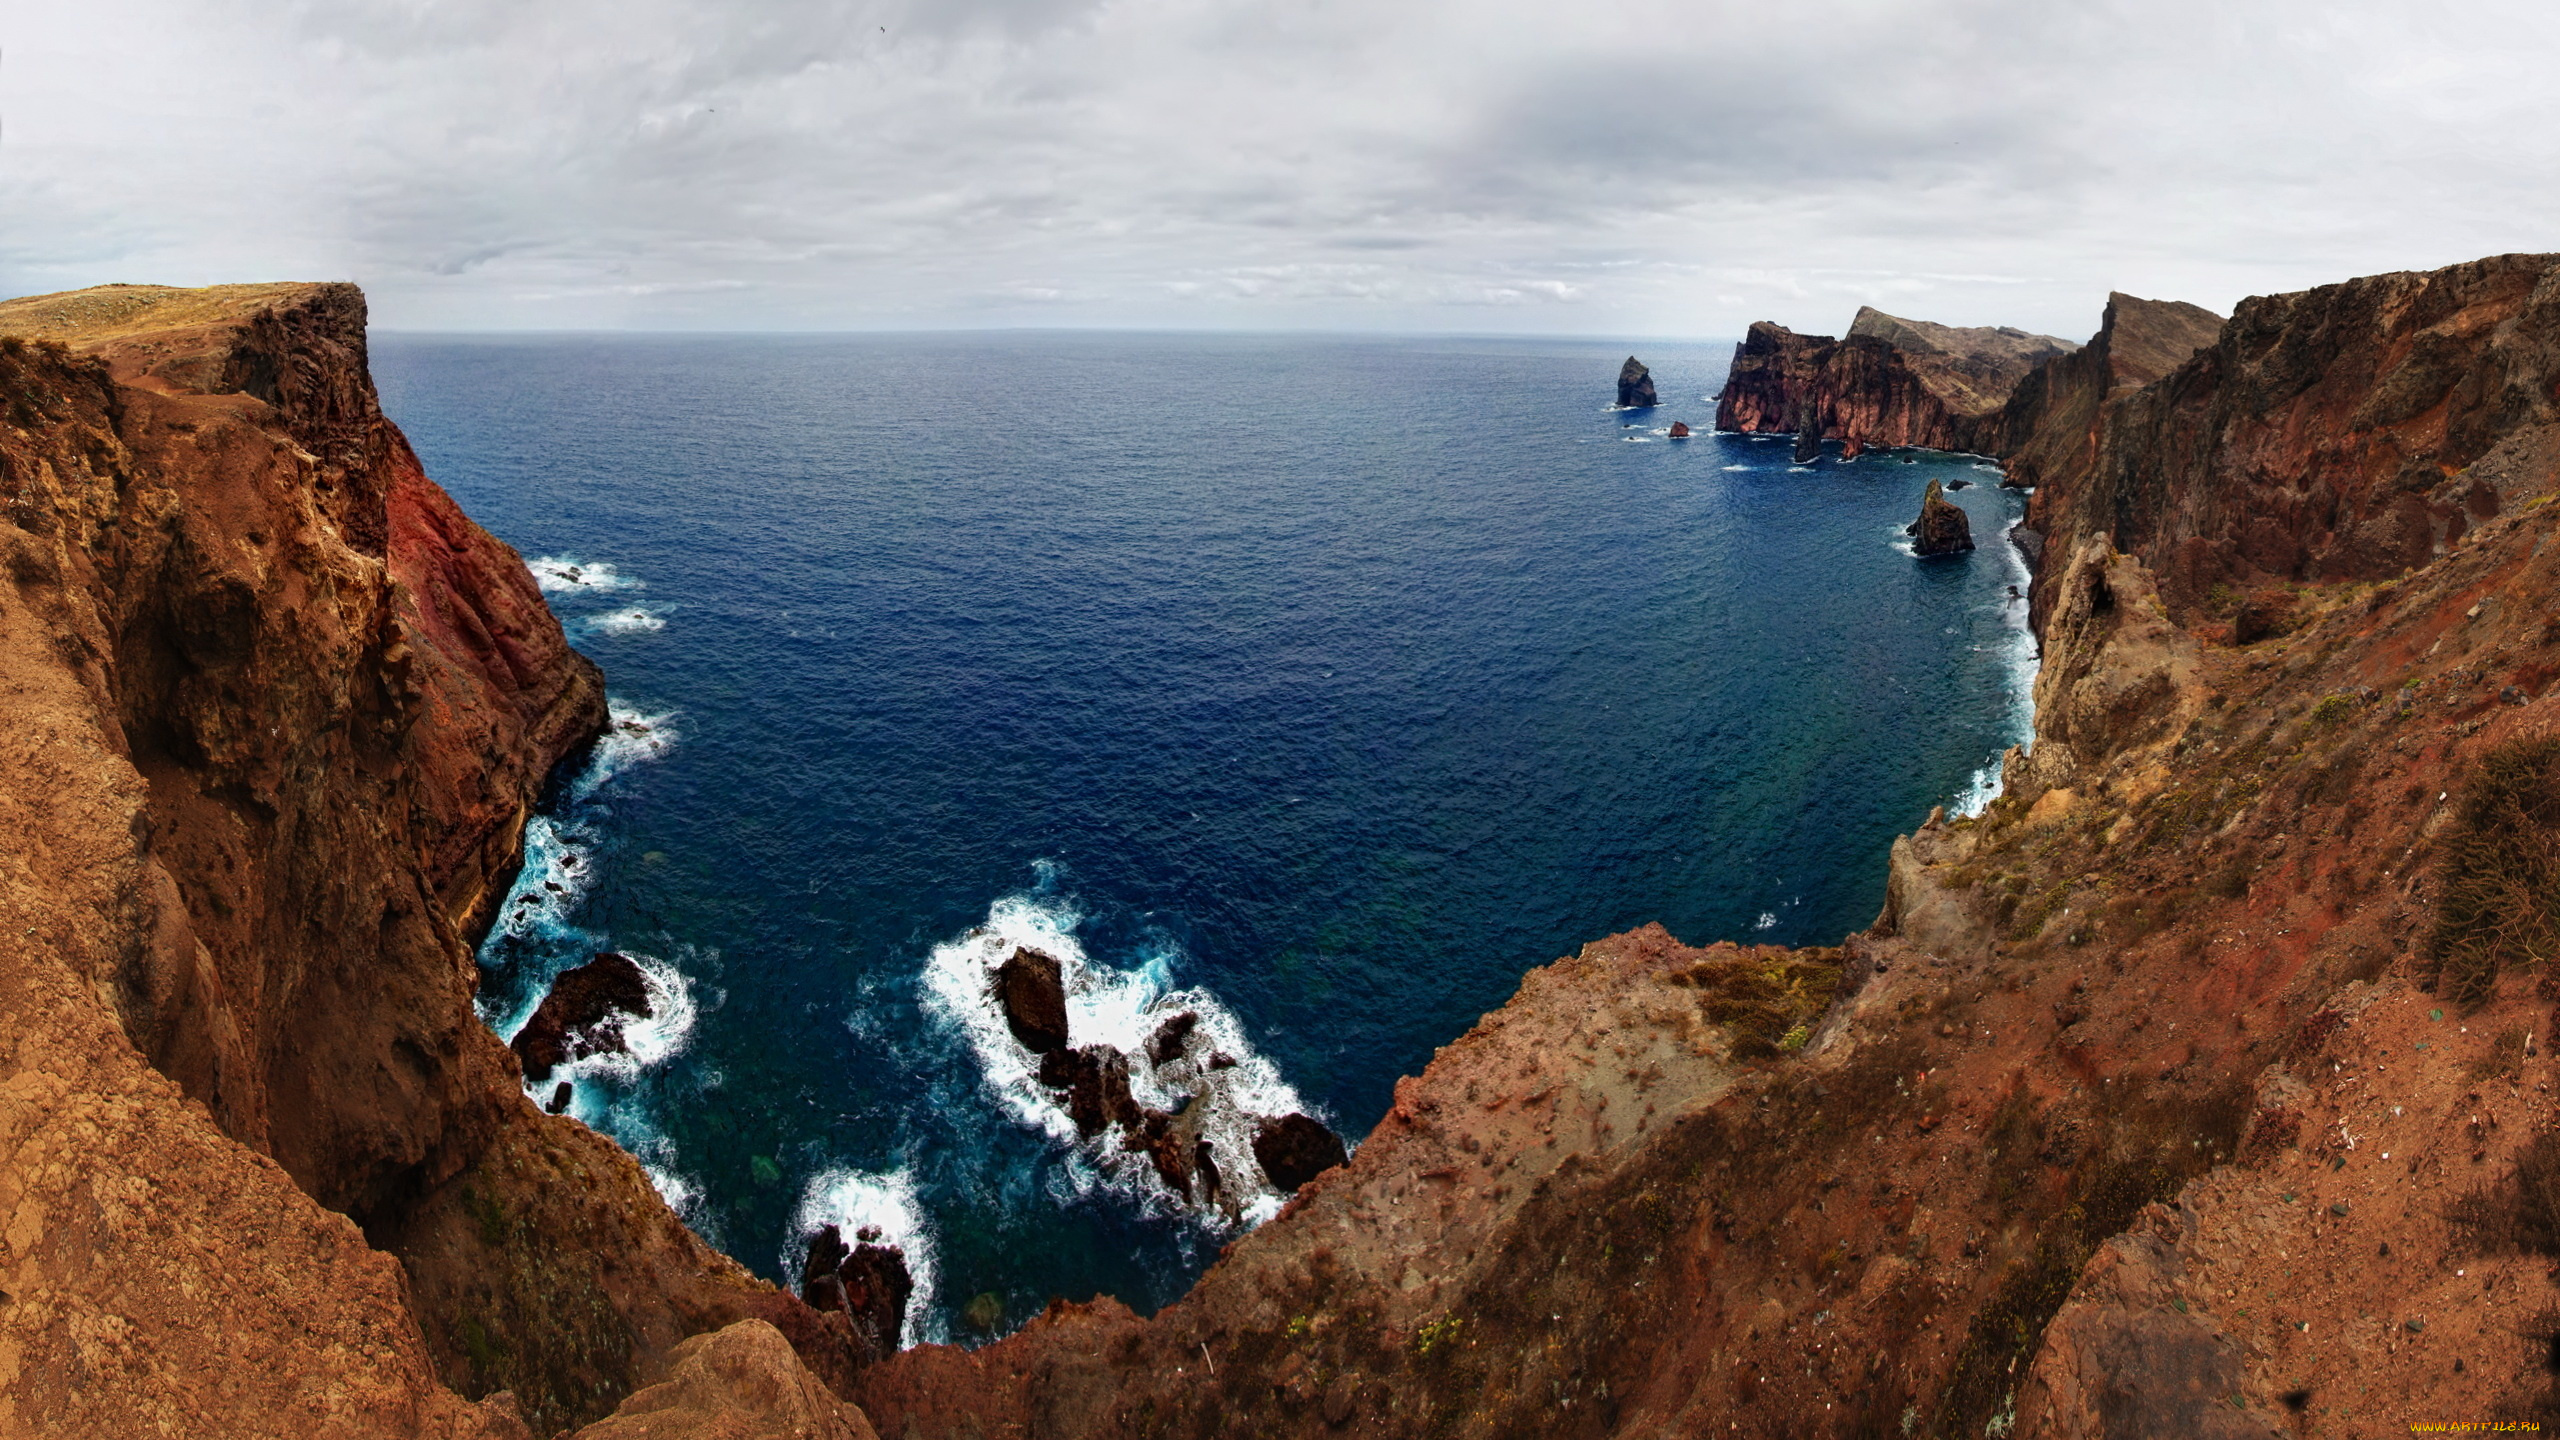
[0,284,852,1438]
[1716,307,2075,453]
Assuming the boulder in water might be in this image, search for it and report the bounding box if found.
[1841,436,1865,459]
[511,951,652,1083]
[1906,478,1976,557]
[1667,421,1691,439]
[1252,1112,1348,1193]
[1617,357,1658,408]
[1793,425,1823,464]
[1145,1010,1199,1067]
[994,946,1070,1054]
[1038,1044,1142,1138]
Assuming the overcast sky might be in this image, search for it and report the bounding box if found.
[6,0,2559,337]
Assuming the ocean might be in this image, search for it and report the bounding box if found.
[370,331,2034,1344]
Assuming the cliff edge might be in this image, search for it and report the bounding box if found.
[0,283,853,1438]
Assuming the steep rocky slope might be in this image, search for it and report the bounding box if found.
[1714,307,2075,454]
[1993,291,2227,495]
[849,256,2560,1437]
[0,284,850,1438]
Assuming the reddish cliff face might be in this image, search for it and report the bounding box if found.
[1715,307,2075,453]
[2021,254,2560,630]
[0,284,851,1439]
[847,257,2560,1437]
[1993,291,2226,494]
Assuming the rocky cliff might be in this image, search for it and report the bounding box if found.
[0,284,852,1439]
[1715,307,2075,453]
[25,254,2560,1438]
[1992,292,2227,495]
[846,256,2560,1436]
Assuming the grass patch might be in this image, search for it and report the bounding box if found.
[2426,738,2560,1005]
[1670,947,1842,1059]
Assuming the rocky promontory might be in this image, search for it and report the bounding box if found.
[1716,306,2075,453]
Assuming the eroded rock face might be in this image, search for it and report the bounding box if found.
[1906,478,1975,556]
[0,283,855,1438]
[512,952,653,1083]
[1718,308,2075,453]
[995,946,1069,1054]
[1994,291,2225,493]
[1617,356,1658,408]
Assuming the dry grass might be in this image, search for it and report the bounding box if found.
[2426,738,2560,1005]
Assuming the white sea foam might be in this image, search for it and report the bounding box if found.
[919,885,1318,1229]
[538,949,699,1086]
[529,556,641,593]
[1722,463,1751,472]
[586,606,667,635]
[1948,521,2043,818]
[791,1168,942,1348]
[1754,912,1778,931]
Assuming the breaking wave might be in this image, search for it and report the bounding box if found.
[585,606,667,635]
[529,555,641,593]
[1950,520,2041,818]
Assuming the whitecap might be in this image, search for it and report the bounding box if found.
[1754,912,1778,931]
[529,556,641,594]
[585,607,667,636]
[1721,464,1751,472]
[919,886,1322,1229]
[1949,523,2042,818]
[791,1167,942,1348]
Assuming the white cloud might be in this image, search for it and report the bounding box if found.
[4,0,2558,337]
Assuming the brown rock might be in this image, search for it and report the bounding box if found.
[571,1320,881,1440]
[1252,1113,1348,1192]
[1719,307,2076,453]
[1038,1044,1141,1138]
[1668,420,1691,438]
[512,952,653,1083]
[995,946,1070,1054]
[1907,478,1976,556]
[1617,356,1657,408]
[1145,1010,1199,1067]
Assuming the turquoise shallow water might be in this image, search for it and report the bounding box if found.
[371,331,2032,1341]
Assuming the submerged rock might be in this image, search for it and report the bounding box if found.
[512,951,653,1083]
[1906,478,1976,557]
[995,946,1070,1054]
[1252,1113,1348,1193]
[1617,356,1658,408]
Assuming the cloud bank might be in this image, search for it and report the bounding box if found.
[6,0,2560,335]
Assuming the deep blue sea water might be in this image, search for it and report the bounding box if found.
[370,331,2033,1343]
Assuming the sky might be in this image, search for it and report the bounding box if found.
[5,0,2560,337]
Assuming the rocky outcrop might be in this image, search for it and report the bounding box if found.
[1717,307,2075,453]
[1250,1113,1348,1192]
[1616,357,1657,408]
[1993,292,2226,493]
[512,952,653,1083]
[0,284,856,1438]
[801,1225,914,1362]
[570,1321,879,1440]
[995,945,1069,1054]
[2021,254,2560,628]
[1906,478,1975,555]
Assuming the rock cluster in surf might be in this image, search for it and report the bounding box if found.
[992,944,1344,1208]
[799,1223,914,1363]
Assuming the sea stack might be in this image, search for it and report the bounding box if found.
[1905,478,1975,556]
[1668,420,1691,439]
[1617,356,1658,408]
